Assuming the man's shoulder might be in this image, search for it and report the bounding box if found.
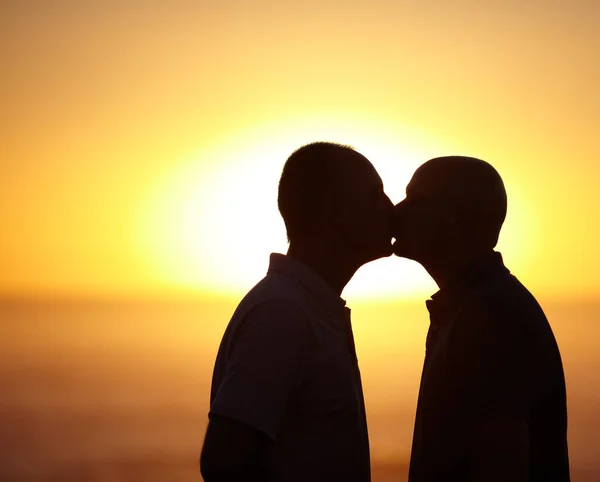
[215,274,313,359]
[470,270,546,319]
[238,272,310,311]
[225,272,314,331]
[455,271,551,348]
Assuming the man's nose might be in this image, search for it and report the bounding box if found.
[381,193,394,211]
[391,203,404,230]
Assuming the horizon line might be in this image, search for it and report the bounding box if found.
[0,291,598,306]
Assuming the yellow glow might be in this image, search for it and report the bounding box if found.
[134,116,540,300]
[1,2,598,300]
[1,3,599,475]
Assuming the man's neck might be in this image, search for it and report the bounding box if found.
[286,244,360,296]
[423,249,493,292]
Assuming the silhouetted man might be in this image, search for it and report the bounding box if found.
[393,156,570,482]
[200,142,394,482]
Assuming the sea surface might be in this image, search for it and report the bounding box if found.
[1,298,598,481]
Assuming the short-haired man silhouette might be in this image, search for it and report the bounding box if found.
[393,156,570,482]
[201,142,394,482]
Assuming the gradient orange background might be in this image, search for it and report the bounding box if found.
[2,2,599,481]
[3,0,599,301]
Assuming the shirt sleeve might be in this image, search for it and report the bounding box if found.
[448,298,530,423]
[209,300,309,441]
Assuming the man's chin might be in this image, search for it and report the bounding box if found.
[382,242,395,258]
[391,240,409,259]
[363,243,395,263]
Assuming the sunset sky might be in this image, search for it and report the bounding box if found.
[2,0,599,301]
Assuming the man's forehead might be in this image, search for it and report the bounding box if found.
[407,157,505,204]
[407,163,451,197]
[336,153,382,188]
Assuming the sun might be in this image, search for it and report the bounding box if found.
[133,116,537,301]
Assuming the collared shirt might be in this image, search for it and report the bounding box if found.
[209,253,371,482]
[409,252,570,482]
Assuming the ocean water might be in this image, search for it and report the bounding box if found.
[1,298,598,481]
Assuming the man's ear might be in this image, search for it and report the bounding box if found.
[445,208,461,228]
[324,194,348,232]
[449,205,473,227]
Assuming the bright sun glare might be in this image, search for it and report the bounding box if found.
[134,116,537,301]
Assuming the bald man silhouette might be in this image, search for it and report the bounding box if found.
[393,156,570,482]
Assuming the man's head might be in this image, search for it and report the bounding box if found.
[393,156,507,264]
[278,142,394,264]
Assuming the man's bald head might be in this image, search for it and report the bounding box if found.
[413,156,506,231]
[411,156,507,248]
[394,156,508,262]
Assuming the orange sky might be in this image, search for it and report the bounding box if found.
[1,1,599,301]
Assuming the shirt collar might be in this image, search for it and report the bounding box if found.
[267,253,347,316]
[426,251,509,322]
